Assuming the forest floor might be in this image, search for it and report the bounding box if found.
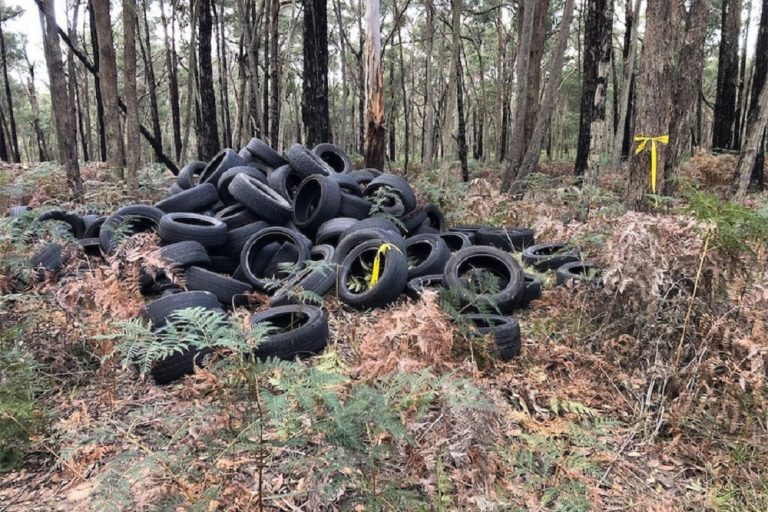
[1,155,768,511]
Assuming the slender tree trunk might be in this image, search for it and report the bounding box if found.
[198,0,220,159]
[438,0,462,183]
[713,0,743,151]
[303,0,332,146]
[91,0,125,175]
[509,0,576,196]
[66,1,80,162]
[735,0,753,148]
[262,0,270,139]
[397,21,409,173]
[0,99,8,161]
[621,0,636,159]
[213,2,232,148]
[665,0,710,176]
[522,0,549,145]
[363,0,385,168]
[750,0,768,184]
[0,18,20,162]
[141,0,163,161]
[626,0,680,209]
[731,76,768,196]
[88,1,106,161]
[388,60,396,163]
[269,0,280,145]
[181,0,200,162]
[500,0,535,190]
[611,0,642,174]
[334,0,348,150]
[160,0,181,161]
[40,0,82,198]
[123,0,140,189]
[22,45,49,161]
[423,0,435,169]
[575,0,612,179]
[456,49,468,181]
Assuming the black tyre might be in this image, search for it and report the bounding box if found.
[333,228,407,265]
[340,217,400,240]
[214,203,259,229]
[405,234,451,279]
[519,273,543,307]
[150,346,213,385]
[315,217,357,246]
[327,172,364,196]
[177,161,207,189]
[77,237,104,258]
[363,174,417,215]
[154,183,219,213]
[267,164,304,201]
[312,143,352,173]
[285,143,333,178]
[144,290,222,328]
[185,266,252,307]
[37,210,85,239]
[245,137,287,168]
[82,215,106,238]
[249,305,329,360]
[438,231,473,252]
[337,238,409,309]
[223,221,270,256]
[347,169,378,188]
[240,227,312,291]
[30,242,67,279]
[229,173,292,224]
[462,314,521,361]
[199,149,245,185]
[206,255,239,275]
[99,205,164,254]
[338,192,374,219]
[158,212,227,248]
[423,204,446,232]
[167,183,184,196]
[405,274,444,300]
[270,245,337,306]
[400,208,428,235]
[475,227,535,252]
[443,246,525,314]
[522,242,580,271]
[157,241,211,268]
[291,175,342,235]
[217,166,267,205]
[449,224,487,239]
[555,261,601,286]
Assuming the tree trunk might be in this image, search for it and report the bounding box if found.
[611,0,642,175]
[160,0,181,161]
[141,0,163,162]
[262,0,270,139]
[731,74,768,196]
[0,18,20,162]
[213,2,232,148]
[665,0,710,176]
[509,0,576,196]
[396,15,410,173]
[575,0,612,181]
[621,0,636,159]
[303,0,332,146]
[422,0,435,169]
[22,44,49,161]
[456,49,469,181]
[197,0,220,160]
[91,0,125,175]
[523,0,549,145]
[363,0,385,168]
[87,2,106,161]
[500,0,536,190]
[626,0,680,209]
[750,0,768,184]
[334,0,348,150]
[735,0,753,148]
[269,0,280,146]
[123,0,140,189]
[388,60,396,163]
[40,0,82,198]
[713,0,743,151]
[66,2,80,162]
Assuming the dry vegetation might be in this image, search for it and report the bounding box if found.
[1,157,768,511]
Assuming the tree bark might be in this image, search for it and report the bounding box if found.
[160,0,182,161]
[509,0,576,196]
[665,0,710,176]
[575,0,612,181]
[22,44,49,161]
[456,48,469,181]
[438,0,462,182]
[422,0,435,169]
[611,0,642,175]
[0,17,20,162]
[66,1,80,162]
[140,0,163,162]
[626,0,680,209]
[713,0,743,151]
[735,0,753,148]
[123,0,140,189]
[269,0,280,145]
[523,0,549,145]
[397,18,410,174]
[620,0,636,159]
[87,1,106,162]
[91,0,125,175]
[363,0,385,168]
[40,0,82,198]
[749,0,768,184]
[731,74,768,196]
[197,0,220,160]
[303,0,332,146]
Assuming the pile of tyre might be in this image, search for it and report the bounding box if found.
[15,137,600,384]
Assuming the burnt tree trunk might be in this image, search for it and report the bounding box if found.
[363,0,385,169]
[40,0,82,198]
[87,1,106,161]
[749,0,768,185]
[141,0,163,161]
[713,0,742,151]
[0,17,20,162]
[123,0,140,189]
[303,0,332,146]
[621,0,636,159]
[197,0,220,160]
[456,49,469,182]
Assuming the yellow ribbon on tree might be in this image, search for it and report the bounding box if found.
[368,242,402,287]
[634,135,669,194]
